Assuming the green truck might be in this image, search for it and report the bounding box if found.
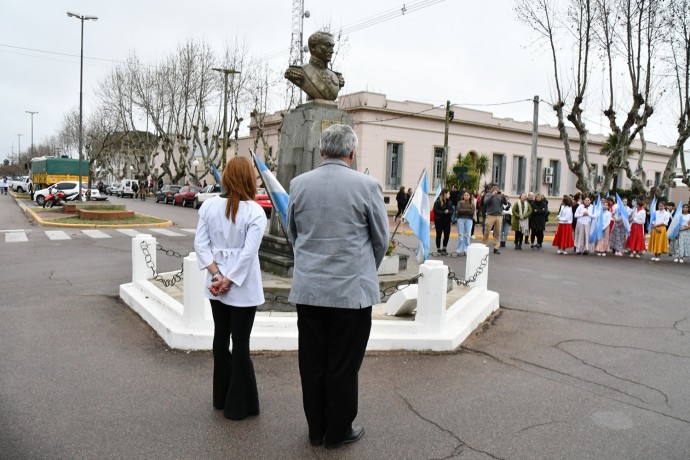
[30,157,89,191]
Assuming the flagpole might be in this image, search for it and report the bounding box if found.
[391,168,427,243]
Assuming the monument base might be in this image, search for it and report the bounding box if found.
[259,233,294,278]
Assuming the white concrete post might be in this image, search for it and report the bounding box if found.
[415,260,448,334]
[466,243,490,289]
[132,234,155,285]
[182,252,208,328]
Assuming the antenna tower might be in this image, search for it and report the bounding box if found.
[287,0,307,107]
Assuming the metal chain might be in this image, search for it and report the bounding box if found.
[448,253,489,287]
[380,273,423,301]
[139,240,186,287]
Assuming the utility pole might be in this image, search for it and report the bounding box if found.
[16,134,22,162]
[529,95,540,193]
[441,100,454,186]
[26,111,38,159]
[212,68,240,170]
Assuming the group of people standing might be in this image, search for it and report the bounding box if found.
[194,125,388,449]
[553,192,690,262]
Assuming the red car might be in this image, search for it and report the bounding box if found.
[173,185,201,207]
[256,187,273,217]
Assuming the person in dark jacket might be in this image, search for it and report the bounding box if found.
[395,186,407,222]
[433,188,452,254]
[529,193,549,248]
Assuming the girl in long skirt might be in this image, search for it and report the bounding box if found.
[553,195,574,255]
[673,204,690,263]
[573,196,594,254]
[594,200,612,256]
[609,198,629,256]
[626,199,647,258]
[648,202,671,262]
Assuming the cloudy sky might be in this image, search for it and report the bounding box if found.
[0,0,681,163]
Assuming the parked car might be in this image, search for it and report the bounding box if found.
[106,183,122,196]
[33,181,94,206]
[10,176,32,193]
[256,187,273,218]
[155,185,181,204]
[173,185,201,207]
[193,184,221,209]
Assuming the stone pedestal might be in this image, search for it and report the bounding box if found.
[260,100,354,277]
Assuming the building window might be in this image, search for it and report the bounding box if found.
[492,153,506,191]
[512,156,527,195]
[549,159,561,196]
[386,142,404,190]
[654,171,661,186]
[433,147,444,189]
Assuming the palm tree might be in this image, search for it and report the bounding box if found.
[447,150,490,192]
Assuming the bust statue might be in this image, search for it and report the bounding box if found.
[284,31,345,101]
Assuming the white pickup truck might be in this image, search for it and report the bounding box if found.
[10,176,32,193]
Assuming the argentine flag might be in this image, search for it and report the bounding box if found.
[667,200,683,240]
[616,193,630,234]
[403,170,431,263]
[250,151,289,232]
[210,162,223,190]
[589,195,603,244]
[647,195,657,233]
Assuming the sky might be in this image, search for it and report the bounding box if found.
[0,0,683,163]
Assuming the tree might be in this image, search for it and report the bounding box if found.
[515,0,681,198]
[446,151,490,192]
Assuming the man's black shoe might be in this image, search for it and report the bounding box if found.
[309,436,324,447]
[325,425,364,449]
[493,249,501,254]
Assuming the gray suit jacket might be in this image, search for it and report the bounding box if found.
[287,158,389,308]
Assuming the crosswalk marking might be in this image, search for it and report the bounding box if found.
[149,228,184,237]
[45,230,71,240]
[5,231,28,243]
[179,228,197,234]
[117,229,143,237]
[81,229,112,239]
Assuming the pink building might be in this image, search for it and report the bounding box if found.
[238,91,674,211]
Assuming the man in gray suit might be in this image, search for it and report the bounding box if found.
[287,124,389,449]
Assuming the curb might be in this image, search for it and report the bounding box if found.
[16,195,174,229]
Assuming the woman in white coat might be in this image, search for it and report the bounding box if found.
[194,156,268,420]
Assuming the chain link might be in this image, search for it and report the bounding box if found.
[379,273,423,301]
[139,240,186,287]
[448,253,489,287]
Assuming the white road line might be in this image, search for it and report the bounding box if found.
[179,228,197,234]
[6,232,28,243]
[81,229,112,239]
[117,229,143,237]
[148,228,184,237]
[45,231,71,240]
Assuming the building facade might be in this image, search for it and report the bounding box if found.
[238,91,675,211]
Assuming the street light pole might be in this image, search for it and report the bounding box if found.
[67,11,98,199]
[16,134,22,163]
[26,111,38,159]
[212,68,240,170]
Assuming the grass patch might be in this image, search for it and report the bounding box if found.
[48,215,168,225]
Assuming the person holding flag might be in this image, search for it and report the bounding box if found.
[647,201,670,262]
[593,199,612,256]
[610,195,631,256]
[672,203,690,263]
[626,197,647,258]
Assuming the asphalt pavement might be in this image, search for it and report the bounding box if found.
[1,193,689,459]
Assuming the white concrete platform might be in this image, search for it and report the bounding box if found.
[120,237,499,352]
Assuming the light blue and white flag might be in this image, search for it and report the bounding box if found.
[667,200,683,240]
[647,195,658,233]
[210,162,222,189]
[403,170,431,263]
[616,193,630,235]
[250,151,289,232]
[434,182,442,202]
[589,195,603,244]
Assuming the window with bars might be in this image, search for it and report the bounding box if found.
[385,142,404,190]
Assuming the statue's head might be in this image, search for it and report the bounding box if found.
[308,31,335,63]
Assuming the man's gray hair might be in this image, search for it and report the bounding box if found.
[319,124,358,158]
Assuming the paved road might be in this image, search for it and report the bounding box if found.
[1,194,689,459]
